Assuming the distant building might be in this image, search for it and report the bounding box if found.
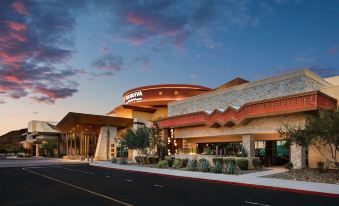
[0,128,27,154]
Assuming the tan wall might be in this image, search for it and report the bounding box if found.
[320,85,339,106]
[174,114,306,139]
[151,107,168,121]
[132,111,153,121]
[111,109,133,118]
[308,144,339,168]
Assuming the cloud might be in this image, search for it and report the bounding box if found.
[0,0,80,103]
[91,54,123,75]
[0,99,6,104]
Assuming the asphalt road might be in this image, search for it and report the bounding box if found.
[0,164,338,206]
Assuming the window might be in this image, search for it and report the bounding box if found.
[174,90,179,95]
[159,91,163,95]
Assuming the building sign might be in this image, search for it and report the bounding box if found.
[124,91,143,104]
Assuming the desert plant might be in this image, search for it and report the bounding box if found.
[157,160,169,168]
[197,158,210,172]
[212,158,224,167]
[186,159,198,171]
[181,158,189,167]
[252,158,261,169]
[166,156,175,167]
[317,161,325,173]
[223,158,235,166]
[173,159,182,169]
[284,162,293,171]
[211,161,223,173]
[225,160,236,174]
[118,157,127,164]
[236,158,248,170]
[135,156,142,164]
[111,157,117,163]
[239,145,248,157]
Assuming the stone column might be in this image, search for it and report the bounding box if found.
[242,134,255,157]
[290,143,306,169]
[35,144,39,157]
[94,126,117,161]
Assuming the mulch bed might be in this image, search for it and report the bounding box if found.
[266,168,339,184]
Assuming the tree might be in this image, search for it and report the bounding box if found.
[40,139,57,157]
[120,126,151,156]
[278,108,339,168]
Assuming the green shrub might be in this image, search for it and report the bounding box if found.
[236,158,248,170]
[181,158,189,167]
[203,147,212,155]
[317,161,325,173]
[186,159,198,171]
[165,156,175,167]
[284,162,293,171]
[157,160,169,168]
[211,161,223,173]
[173,159,182,169]
[252,158,261,169]
[135,156,142,164]
[147,156,159,164]
[212,158,224,167]
[111,157,117,163]
[118,157,127,164]
[197,158,210,172]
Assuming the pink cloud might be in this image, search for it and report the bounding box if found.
[11,1,29,15]
[6,21,27,32]
[2,75,24,84]
[127,12,155,31]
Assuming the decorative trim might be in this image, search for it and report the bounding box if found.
[158,91,337,129]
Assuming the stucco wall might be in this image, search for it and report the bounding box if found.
[174,114,306,139]
[169,70,328,116]
[308,144,339,169]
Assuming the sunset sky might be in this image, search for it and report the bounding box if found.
[1,0,339,135]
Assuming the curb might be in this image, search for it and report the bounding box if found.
[91,164,339,198]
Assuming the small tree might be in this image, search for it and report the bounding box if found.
[40,139,57,157]
[278,108,339,168]
[120,126,151,156]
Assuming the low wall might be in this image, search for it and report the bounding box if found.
[174,154,258,169]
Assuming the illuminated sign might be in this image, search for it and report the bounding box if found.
[124,91,143,104]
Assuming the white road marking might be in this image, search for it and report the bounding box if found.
[153,184,164,188]
[26,167,44,169]
[22,168,133,206]
[245,201,271,206]
[106,176,111,178]
[59,167,94,175]
[125,179,133,182]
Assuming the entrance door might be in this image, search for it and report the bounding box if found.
[256,140,289,166]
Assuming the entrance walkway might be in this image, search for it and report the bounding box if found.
[90,161,339,196]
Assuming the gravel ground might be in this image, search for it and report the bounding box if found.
[266,168,339,184]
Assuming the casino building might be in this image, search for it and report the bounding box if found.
[56,84,211,160]
[54,68,338,169]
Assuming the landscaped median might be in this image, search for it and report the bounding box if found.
[111,155,263,175]
[90,160,339,197]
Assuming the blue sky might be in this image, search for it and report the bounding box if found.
[1,0,339,134]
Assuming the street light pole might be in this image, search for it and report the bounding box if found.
[106,125,110,161]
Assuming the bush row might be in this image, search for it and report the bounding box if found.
[155,157,261,174]
[135,156,160,164]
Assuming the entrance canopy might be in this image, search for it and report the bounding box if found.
[57,112,133,134]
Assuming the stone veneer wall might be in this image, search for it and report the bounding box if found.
[169,75,327,116]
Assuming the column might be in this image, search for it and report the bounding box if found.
[242,134,255,157]
[290,143,306,169]
[35,144,39,157]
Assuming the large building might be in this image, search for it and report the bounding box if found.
[158,69,339,169]
[56,84,211,160]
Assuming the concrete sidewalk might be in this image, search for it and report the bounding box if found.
[0,158,86,168]
[90,161,339,196]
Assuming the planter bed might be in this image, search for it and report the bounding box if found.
[265,168,339,184]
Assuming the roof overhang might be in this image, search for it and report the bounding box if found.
[157,91,337,129]
[57,112,133,133]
